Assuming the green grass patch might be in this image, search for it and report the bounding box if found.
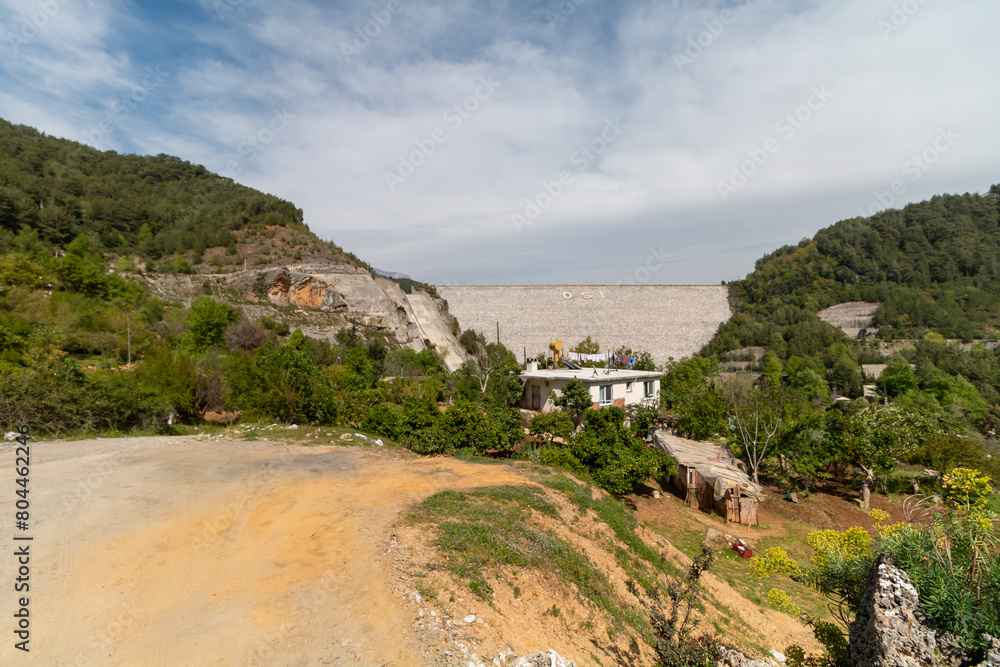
[407,484,646,632]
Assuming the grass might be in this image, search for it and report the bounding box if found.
[644,517,835,626]
[406,483,647,633]
[540,474,681,576]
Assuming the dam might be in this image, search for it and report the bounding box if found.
[436,285,731,364]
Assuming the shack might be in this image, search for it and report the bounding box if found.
[652,431,761,526]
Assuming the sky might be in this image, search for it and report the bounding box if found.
[1,0,998,285]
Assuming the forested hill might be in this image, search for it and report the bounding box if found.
[0,118,361,269]
[703,185,1000,359]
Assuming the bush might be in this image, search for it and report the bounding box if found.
[0,363,170,436]
[529,411,575,444]
[187,296,240,350]
[225,320,270,352]
[538,445,589,477]
[224,344,337,424]
[440,402,492,451]
[362,403,404,439]
[569,407,672,495]
[402,425,453,456]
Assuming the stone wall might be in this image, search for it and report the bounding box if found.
[436,285,731,365]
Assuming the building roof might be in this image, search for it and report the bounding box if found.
[652,431,762,500]
[520,368,662,383]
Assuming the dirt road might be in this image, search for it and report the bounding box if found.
[0,436,529,666]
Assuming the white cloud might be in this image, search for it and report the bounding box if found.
[1,0,999,283]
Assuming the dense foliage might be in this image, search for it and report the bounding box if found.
[0,118,308,258]
[706,186,1000,358]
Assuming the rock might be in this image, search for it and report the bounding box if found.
[718,648,771,667]
[340,433,352,441]
[511,651,575,667]
[286,424,298,429]
[375,439,384,446]
[4,431,20,441]
[464,615,477,623]
[409,591,422,604]
[769,648,786,663]
[849,554,938,667]
[353,433,368,440]
[975,635,1000,667]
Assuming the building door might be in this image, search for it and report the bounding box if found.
[531,385,542,410]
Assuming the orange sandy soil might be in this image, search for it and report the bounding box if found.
[0,436,532,666]
[0,435,826,666]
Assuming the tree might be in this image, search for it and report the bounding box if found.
[830,351,862,398]
[551,378,593,426]
[661,356,727,440]
[569,407,671,494]
[726,377,785,485]
[529,411,574,445]
[571,336,600,354]
[841,405,923,508]
[878,356,917,397]
[456,342,522,406]
[187,296,240,350]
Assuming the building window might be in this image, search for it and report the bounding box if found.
[644,380,655,398]
[599,385,613,406]
[625,381,633,393]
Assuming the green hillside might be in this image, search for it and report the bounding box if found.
[705,186,1000,359]
[0,118,367,272]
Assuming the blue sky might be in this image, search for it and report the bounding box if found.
[1,0,998,285]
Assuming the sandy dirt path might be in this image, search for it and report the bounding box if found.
[0,436,530,666]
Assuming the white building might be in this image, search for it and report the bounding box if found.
[518,366,662,412]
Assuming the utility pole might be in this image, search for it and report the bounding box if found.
[127,315,131,366]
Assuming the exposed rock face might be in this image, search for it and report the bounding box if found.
[139,264,470,371]
[510,650,576,667]
[849,554,938,667]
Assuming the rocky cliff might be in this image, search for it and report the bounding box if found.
[138,262,470,371]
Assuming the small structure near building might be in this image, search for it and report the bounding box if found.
[518,362,662,412]
[652,430,762,526]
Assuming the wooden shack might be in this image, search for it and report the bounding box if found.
[652,431,762,526]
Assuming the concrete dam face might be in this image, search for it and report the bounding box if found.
[436,285,732,364]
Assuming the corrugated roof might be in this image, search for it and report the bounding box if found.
[652,431,762,501]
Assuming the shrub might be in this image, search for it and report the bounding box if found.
[440,402,492,451]
[486,404,524,455]
[224,320,270,352]
[568,407,672,495]
[187,296,240,350]
[362,403,404,439]
[529,411,575,444]
[402,425,454,456]
[224,344,337,424]
[766,588,801,615]
[538,446,589,478]
[749,547,804,580]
